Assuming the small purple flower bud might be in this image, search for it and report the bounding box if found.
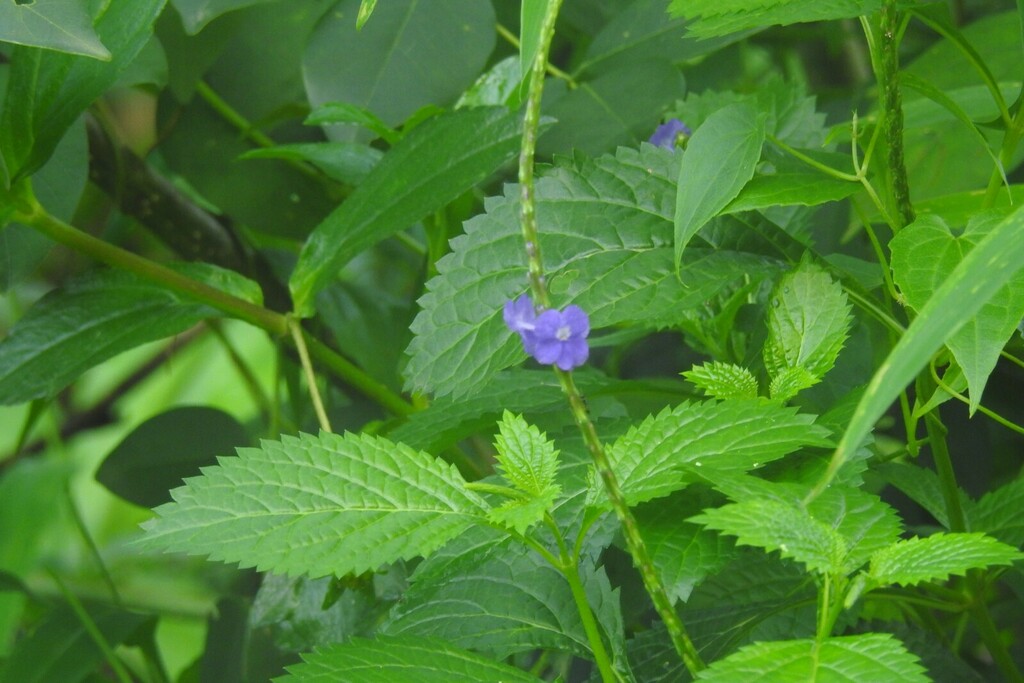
[649,118,691,151]
[504,296,590,370]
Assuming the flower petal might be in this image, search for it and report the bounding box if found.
[561,305,590,337]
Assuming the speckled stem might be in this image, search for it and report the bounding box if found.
[879,1,914,228]
[516,0,703,674]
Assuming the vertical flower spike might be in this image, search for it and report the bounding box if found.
[649,118,691,151]
[504,297,590,371]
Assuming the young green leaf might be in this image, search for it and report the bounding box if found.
[695,633,928,683]
[669,0,884,39]
[674,102,765,268]
[868,533,1022,587]
[278,635,544,683]
[493,412,560,498]
[891,212,1024,413]
[0,0,109,59]
[603,400,832,506]
[684,361,760,400]
[406,145,780,397]
[139,432,490,577]
[0,264,261,405]
[769,366,820,402]
[289,106,524,315]
[355,0,378,29]
[764,260,853,384]
[691,499,847,575]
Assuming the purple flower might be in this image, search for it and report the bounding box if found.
[504,295,538,354]
[504,296,590,371]
[649,118,691,151]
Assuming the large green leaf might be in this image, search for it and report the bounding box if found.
[277,635,544,683]
[405,145,781,397]
[0,0,165,182]
[868,533,1022,587]
[0,264,260,405]
[764,260,852,399]
[169,0,277,34]
[96,406,249,508]
[820,205,1024,494]
[381,528,614,661]
[668,0,883,39]
[603,400,832,506]
[635,489,736,604]
[0,0,109,59]
[695,633,928,682]
[139,431,489,577]
[674,102,765,267]
[890,213,1024,413]
[537,60,685,156]
[691,499,847,575]
[290,107,525,315]
[302,0,494,133]
[874,462,965,530]
[575,0,748,77]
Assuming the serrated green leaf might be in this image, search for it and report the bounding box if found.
[382,528,611,660]
[0,264,261,405]
[96,407,249,508]
[764,260,852,384]
[674,102,765,268]
[302,0,494,131]
[1,0,164,181]
[276,635,544,683]
[168,0,276,35]
[669,0,884,39]
[691,499,847,574]
[140,432,490,577]
[891,212,1024,413]
[604,400,832,506]
[636,490,736,603]
[0,0,109,59]
[406,145,780,397]
[769,366,820,402]
[487,495,554,536]
[694,633,928,682]
[809,487,903,573]
[970,475,1024,546]
[684,361,760,400]
[493,411,560,497]
[869,533,1022,587]
[240,142,382,186]
[290,107,524,315]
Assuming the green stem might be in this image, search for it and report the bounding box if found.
[968,589,1024,683]
[877,2,915,228]
[66,483,122,608]
[48,570,134,683]
[13,196,414,417]
[495,22,578,87]
[548,517,619,682]
[515,0,703,673]
[922,409,966,532]
[289,318,333,432]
